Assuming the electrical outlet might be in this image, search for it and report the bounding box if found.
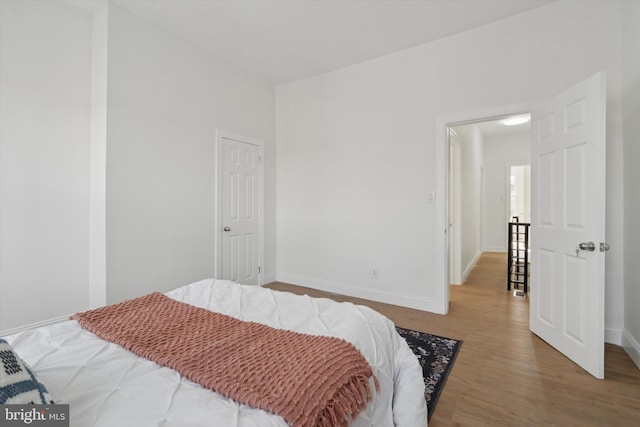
[370,267,379,279]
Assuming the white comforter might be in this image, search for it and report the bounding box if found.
[5,279,427,426]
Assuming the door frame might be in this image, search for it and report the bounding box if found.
[435,102,533,314]
[214,129,265,285]
[448,130,462,285]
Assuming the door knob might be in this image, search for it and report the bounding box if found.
[223,226,231,232]
[577,241,596,251]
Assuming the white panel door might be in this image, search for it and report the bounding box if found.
[530,72,606,378]
[221,137,261,285]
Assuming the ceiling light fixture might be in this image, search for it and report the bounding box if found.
[503,115,531,126]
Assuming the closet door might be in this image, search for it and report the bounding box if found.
[218,134,263,286]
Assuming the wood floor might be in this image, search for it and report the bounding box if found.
[266,252,640,426]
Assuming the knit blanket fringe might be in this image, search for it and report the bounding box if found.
[72,292,379,427]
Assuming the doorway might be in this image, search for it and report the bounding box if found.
[438,73,607,378]
[509,165,531,223]
[447,115,531,289]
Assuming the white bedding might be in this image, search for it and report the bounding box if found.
[5,279,427,426]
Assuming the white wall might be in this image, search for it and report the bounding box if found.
[0,1,276,333]
[105,4,275,303]
[622,0,640,368]
[276,0,626,322]
[0,1,92,332]
[89,4,108,309]
[482,131,530,252]
[456,124,483,280]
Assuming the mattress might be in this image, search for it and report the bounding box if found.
[4,279,428,426]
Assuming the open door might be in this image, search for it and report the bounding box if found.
[529,72,606,378]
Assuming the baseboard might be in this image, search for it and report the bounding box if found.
[0,315,70,338]
[605,328,622,345]
[622,329,640,371]
[262,271,277,285]
[275,272,443,313]
[461,251,482,283]
[484,246,506,253]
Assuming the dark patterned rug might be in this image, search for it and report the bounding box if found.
[395,326,462,420]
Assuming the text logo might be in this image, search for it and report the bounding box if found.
[0,405,69,427]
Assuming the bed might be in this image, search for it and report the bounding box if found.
[2,279,428,426]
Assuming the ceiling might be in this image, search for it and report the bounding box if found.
[70,0,555,84]
[454,115,531,138]
[476,116,531,137]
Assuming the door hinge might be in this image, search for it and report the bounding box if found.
[258,266,261,274]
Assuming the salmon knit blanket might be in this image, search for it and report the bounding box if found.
[72,292,378,427]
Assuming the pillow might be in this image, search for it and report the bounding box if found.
[0,338,54,404]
